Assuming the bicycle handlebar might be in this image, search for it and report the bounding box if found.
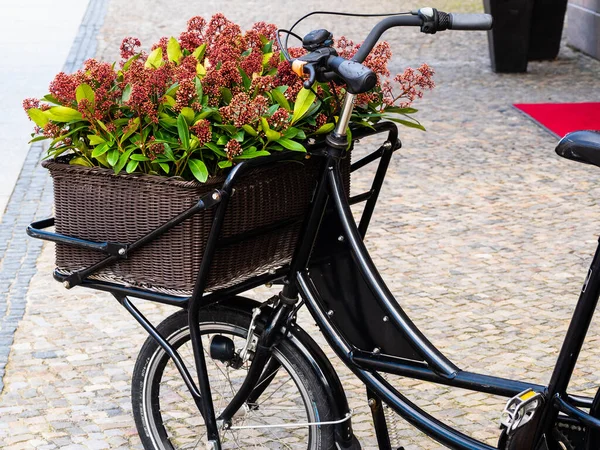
[447,13,494,31]
[290,8,493,94]
[352,9,493,62]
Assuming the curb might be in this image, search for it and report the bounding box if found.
[0,0,110,393]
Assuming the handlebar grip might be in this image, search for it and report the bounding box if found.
[327,57,378,94]
[448,13,493,30]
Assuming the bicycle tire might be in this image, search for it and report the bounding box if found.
[131,305,336,449]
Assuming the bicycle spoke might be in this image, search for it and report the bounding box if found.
[140,318,319,449]
[258,375,294,406]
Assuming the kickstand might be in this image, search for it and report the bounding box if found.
[367,388,393,450]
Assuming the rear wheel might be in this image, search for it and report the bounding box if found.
[131,305,336,449]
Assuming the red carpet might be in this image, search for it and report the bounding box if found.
[513,102,600,138]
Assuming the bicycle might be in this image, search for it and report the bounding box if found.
[27,6,600,449]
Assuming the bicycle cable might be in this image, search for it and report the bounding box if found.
[277,10,412,62]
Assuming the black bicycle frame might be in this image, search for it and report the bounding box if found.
[283,142,600,449]
[27,120,600,449]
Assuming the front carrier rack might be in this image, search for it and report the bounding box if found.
[27,122,402,309]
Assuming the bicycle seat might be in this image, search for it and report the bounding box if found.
[555,130,600,167]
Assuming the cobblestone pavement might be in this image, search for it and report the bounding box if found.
[1,0,600,448]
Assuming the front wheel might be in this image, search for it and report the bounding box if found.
[131,304,336,449]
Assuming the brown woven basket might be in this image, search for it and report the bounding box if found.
[44,156,349,295]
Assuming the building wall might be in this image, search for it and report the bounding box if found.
[568,0,600,59]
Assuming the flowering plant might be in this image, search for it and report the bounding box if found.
[24,14,434,182]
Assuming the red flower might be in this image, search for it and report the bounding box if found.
[187,16,207,33]
[49,72,78,104]
[191,119,212,146]
[179,30,204,52]
[22,98,40,113]
[225,139,243,160]
[120,37,141,60]
[268,108,290,130]
[151,37,169,59]
[220,92,268,127]
[240,49,263,76]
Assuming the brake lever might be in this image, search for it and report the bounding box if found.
[303,64,317,89]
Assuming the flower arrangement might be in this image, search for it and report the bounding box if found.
[23,14,434,183]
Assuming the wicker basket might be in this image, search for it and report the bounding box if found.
[43,156,345,295]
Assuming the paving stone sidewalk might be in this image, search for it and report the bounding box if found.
[1,0,600,449]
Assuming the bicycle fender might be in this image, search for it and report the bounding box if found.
[212,295,360,449]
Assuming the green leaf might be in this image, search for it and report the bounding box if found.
[167,37,183,64]
[122,53,141,71]
[130,154,151,161]
[120,117,140,144]
[216,135,228,146]
[159,115,177,128]
[315,122,335,134]
[218,160,232,169]
[162,95,176,107]
[278,138,306,152]
[180,107,195,124]
[384,106,418,115]
[97,120,109,132]
[270,88,290,111]
[177,114,190,149]
[29,136,50,143]
[49,125,87,147]
[214,123,238,135]
[165,82,179,97]
[87,134,106,145]
[265,129,281,142]
[188,158,208,183]
[385,117,426,131]
[196,63,206,77]
[92,142,110,158]
[232,130,244,142]
[76,83,95,109]
[206,142,227,157]
[262,52,274,67]
[42,94,61,105]
[45,106,83,123]
[197,108,215,120]
[114,148,135,174]
[267,104,279,116]
[283,127,300,139]
[126,159,139,173]
[158,162,170,174]
[194,77,203,104]
[238,67,251,89]
[163,143,176,161]
[242,124,258,136]
[262,40,273,53]
[304,99,322,119]
[121,83,132,103]
[69,156,93,167]
[220,87,232,104]
[145,47,164,68]
[107,148,119,166]
[192,43,207,61]
[235,149,271,159]
[27,108,49,127]
[260,117,280,142]
[291,88,316,124]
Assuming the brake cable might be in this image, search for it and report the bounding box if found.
[277,10,412,62]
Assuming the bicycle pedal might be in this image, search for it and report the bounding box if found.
[500,389,544,435]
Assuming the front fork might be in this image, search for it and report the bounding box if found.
[218,297,294,424]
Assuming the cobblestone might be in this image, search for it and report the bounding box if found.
[1,0,600,448]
